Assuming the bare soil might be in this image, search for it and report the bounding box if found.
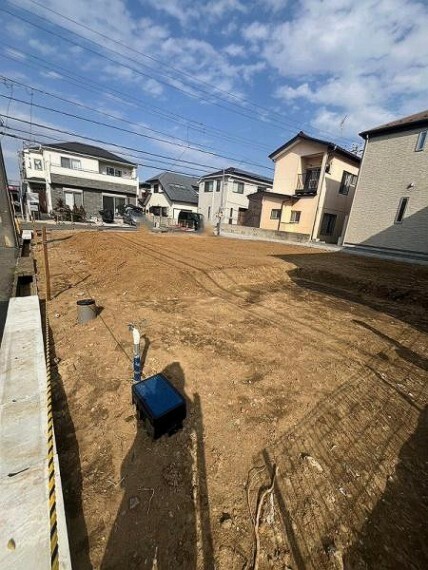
[38,229,428,569]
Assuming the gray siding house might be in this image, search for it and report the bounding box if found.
[344,110,428,259]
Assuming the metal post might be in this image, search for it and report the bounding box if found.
[128,324,141,382]
[42,226,51,301]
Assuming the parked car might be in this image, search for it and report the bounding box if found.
[123,206,145,226]
[99,209,114,223]
[178,211,204,231]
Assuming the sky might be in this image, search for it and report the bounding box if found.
[1,0,427,182]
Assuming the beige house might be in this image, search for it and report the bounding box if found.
[344,110,428,259]
[246,132,360,244]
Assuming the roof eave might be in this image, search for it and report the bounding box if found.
[359,118,428,138]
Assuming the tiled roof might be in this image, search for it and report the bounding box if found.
[269,131,360,163]
[143,172,199,205]
[199,167,273,185]
[43,142,135,165]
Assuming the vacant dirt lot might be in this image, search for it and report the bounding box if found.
[38,229,428,569]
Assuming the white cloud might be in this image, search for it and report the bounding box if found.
[28,39,57,56]
[246,0,428,137]
[242,22,270,42]
[145,0,247,26]
[223,43,246,58]
[40,70,63,80]
[3,47,26,61]
[10,0,259,107]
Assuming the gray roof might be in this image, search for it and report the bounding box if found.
[359,109,428,138]
[143,172,199,205]
[200,167,273,185]
[42,141,135,165]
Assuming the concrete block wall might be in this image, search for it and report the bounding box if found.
[221,223,310,243]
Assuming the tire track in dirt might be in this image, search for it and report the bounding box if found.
[114,233,401,365]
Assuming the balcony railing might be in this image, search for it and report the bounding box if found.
[50,163,136,180]
[295,169,321,195]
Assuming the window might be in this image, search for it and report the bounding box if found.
[320,213,337,235]
[64,190,82,208]
[106,166,123,177]
[270,209,281,220]
[233,181,244,194]
[290,210,301,223]
[204,180,214,192]
[60,156,81,170]
[216,180,221,192]
[395,197,409,223]
[339,171,358,195]
[415,130,427,151]
[229,207,234,224]
[33,159,43,170]
[153,184,159,193]
[103,194,128,216]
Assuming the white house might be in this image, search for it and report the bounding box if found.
[198,167,273,225]
[20,141,139,219]
[140,172,199,220]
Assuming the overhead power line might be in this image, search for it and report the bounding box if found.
[1,115,272,179]
[0,127,210,176]
[0,47,273,153]
[0,76,272,159]
[4,2,356,146]
[0,93,274,171]
[26,0,339,139]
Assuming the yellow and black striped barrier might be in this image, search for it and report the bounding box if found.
[45,313,59,570]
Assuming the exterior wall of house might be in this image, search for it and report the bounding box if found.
[268,142,359,243]
[25,150,136,186]
[279,196,318,235]
[272,140,325,195]
[344,128,428,255]
[143,184,198,220]
[314,155,360,243]
[50,186,136,218]
[198,177,271,225]
[259,195,286,230]
[22,148,138,218]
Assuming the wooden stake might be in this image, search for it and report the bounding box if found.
[42,226,51,301]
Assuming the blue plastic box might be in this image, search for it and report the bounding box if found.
[132,373,186,439]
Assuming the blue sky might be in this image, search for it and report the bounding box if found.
[1,0,427,182]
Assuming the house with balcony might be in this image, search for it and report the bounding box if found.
[246,132,361,243]
[344,110,428,259]
[20,141,139,220]
[198,167,273,225]
[139,171,199,220]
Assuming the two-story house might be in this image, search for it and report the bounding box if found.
[246,132,360,244]
[20,141,139,220]
[344,110,428,259]
[198,167,273,225]
[140,172,199,220]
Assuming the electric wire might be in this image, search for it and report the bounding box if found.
[3,3,356,147]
